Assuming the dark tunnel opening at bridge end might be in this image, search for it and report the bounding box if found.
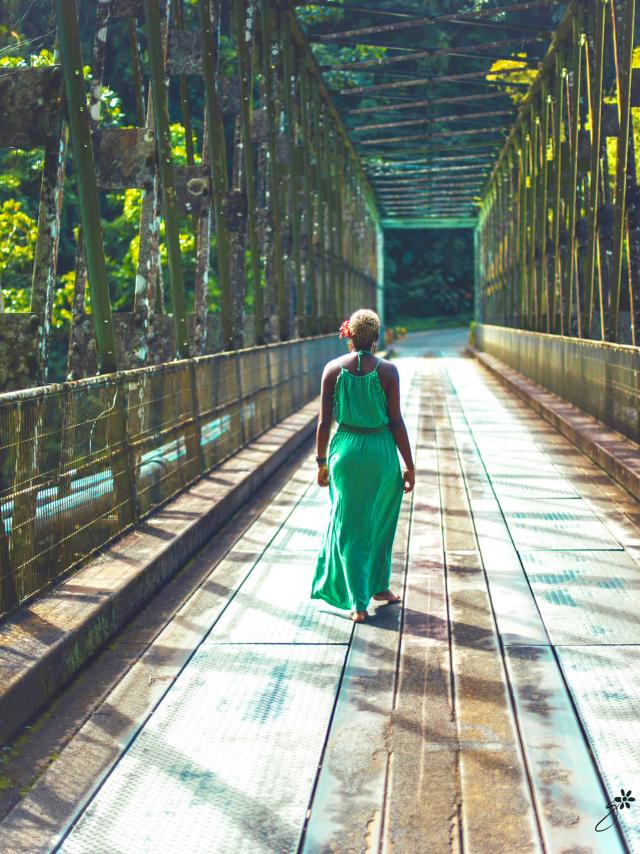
[383,225,475,335]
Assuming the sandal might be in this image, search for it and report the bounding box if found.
[372,589,401,603]
[350,610,367,623]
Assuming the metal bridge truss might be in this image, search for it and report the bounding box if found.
[477,0,640,346]
[0,0,380,389]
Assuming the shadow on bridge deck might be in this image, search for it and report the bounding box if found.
[1,328,639,853]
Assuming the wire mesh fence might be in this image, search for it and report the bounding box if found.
[0,335,338,619]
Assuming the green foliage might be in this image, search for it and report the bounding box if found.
[311,42,387,91]
[102,124,202,313]
[486,54,538,105]
[217,34,239,77]
[297,3,345,26]
[0,199,37,310]
[0,47,54,69]
[390,313,473,334]
[0,47,126,318]
[385,229,474,322]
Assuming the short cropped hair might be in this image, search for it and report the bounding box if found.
[349,308,380,350]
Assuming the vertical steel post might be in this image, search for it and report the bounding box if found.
[279,10,304,337]
[233,0,264,343]
[313,89,328,330]
[527,108,539,327]
[375,219,385,348]
[261,1,287,339]
[517,131,528,328]
[473,226,481,325]
[566,23,583,337]
[144,0,190,359]
[536,85,550,331]
[583,0,606,338]
[199,0,234,350]
[299,59,316,334]
[550,54,565,333]
[30,72,67,384]
[174,0,196,167]
[54,0,117,374]
[608,0,636,341]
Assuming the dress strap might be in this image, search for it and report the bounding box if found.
[356,348,372,372]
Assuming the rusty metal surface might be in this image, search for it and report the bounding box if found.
[0,67,62,149]
[505,645,627,853]
[93,128,155,189]
[0,316,42,394]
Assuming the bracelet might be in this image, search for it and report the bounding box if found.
[316,455,327,465]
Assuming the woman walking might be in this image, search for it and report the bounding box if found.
[310,309,415,623]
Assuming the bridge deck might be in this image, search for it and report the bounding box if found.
[2,330,640,853]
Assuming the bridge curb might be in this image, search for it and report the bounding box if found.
[467,345,640,504]
[0,399,320,747]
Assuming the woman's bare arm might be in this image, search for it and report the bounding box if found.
[315,362,338,480]
[384,364,415,483]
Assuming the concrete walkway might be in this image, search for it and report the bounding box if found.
[2,328,640,853]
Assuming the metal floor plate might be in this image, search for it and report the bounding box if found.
[447,356,640,851]
[482,459,560,478]
[556,646,640,853]
[499,497,623,551]
[206,549,353,644]
[504,645,627,853]
[521,550,640,644]
[59,644,347,854]
[489,473,579,501]
[270,500,330,552]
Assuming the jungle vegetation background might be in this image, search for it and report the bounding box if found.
[0,0,561,371]
[384,229,473,330]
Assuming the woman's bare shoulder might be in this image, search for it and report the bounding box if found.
[377,357,398,377]
[322,356,344,378]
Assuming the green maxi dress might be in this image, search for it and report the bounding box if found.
[310,350,404,612]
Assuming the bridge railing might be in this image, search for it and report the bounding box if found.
[0,334,337,619]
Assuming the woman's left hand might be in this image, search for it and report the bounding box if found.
[317,464,329,487]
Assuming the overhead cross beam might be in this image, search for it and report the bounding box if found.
[348,91,510,116]
[338,67,538,97]
[312,0,552,41]
[351,108,514,134]
[322,35,547,72]
[359,126,508,147]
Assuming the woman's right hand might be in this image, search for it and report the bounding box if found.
[317,464,329,487]
[403,468,415,493]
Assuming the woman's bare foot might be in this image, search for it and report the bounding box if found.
[350,610,367,622]
[372,589,401,603]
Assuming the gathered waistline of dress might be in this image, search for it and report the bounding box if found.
[336,422,391,434]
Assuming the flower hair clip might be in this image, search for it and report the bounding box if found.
[338,319,352,339]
